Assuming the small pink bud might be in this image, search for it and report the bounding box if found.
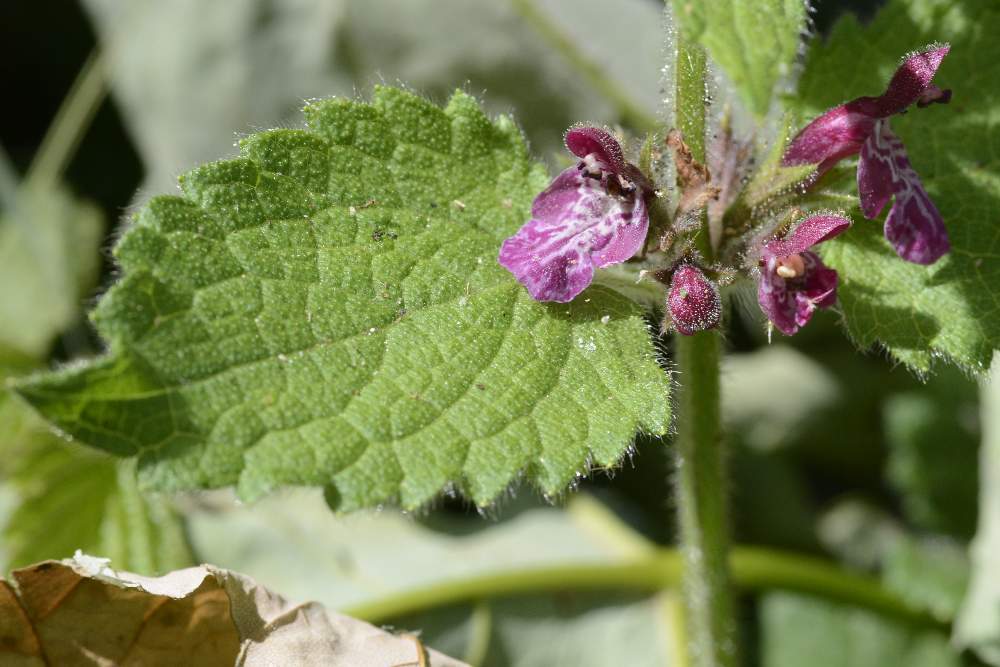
[667,265,722,336]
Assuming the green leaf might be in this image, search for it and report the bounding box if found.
[671,0,806,118]
[883,536,969,624]
[2,445,191,574]
[792,0,1000,373]
[760,592,960,667]
[0,369,190,574]
[722,345,840,453]
[955,358,1000,665]
[816,498,969,625]
[817,498,902,572]
[17,89,670,510]
[0,186,103,359]
[399,593,680,667]
[883,368,979,538]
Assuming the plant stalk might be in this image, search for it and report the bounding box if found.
[343,546,945,632]
[24,49,108,190]
[673,34,738,667]
[0,143,18,212]
[674,330,736,667]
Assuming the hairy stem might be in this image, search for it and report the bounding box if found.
[343,546,945,632]
[673,34,738,667]
[509,0,657,132]
[674,330,736,666]
[675,37,712,261]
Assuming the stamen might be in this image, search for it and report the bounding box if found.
[917,84,952,108]
[580,153,606,179]
[775,265,798,278]
[617,174,636,196]
[775,253,806,279]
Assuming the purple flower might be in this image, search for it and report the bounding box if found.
[667,265,722,336]
[757,214,851,336]
[499,126,652,302]
[784,46,951,265]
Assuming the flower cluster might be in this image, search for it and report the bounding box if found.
[498,46,951,337]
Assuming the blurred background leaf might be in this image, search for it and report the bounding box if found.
[81,0,665,194]
[399,592,680,667]
[883,367,980,539]
[760,591,959,667]
[0,27,190,576]
[0,186,102,359]
[0,424,191,573]
[186,489,679,665]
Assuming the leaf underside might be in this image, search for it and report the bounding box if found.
[793,0,1000,374]
[16,88,670,511]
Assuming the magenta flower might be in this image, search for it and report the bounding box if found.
[667,265,722,335]
[499,126,652,302]
[757,214,851,336]
[784,46,951,265]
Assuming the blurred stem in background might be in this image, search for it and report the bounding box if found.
[344,546,943,632]
[672,36,738,667]
[0,144,18,210]
[24,49,107,191]
[509,0,658,133]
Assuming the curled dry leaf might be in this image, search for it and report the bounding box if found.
[0,552,467,667]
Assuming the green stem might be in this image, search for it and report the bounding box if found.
[675,36,712,261]
[463,601,494,666]
[342,546,944,631]
[673,32,737,667]
[25,49,108,190]
[509,0,657,132]
[674,330,736,666]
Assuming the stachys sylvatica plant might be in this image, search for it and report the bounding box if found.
[12,0,999,664]
[491,44,954,665]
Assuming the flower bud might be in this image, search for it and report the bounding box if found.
[667,265,722,335]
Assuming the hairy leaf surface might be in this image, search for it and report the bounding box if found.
[17,89,670,510]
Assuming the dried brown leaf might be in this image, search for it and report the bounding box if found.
[0,554,466,667]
